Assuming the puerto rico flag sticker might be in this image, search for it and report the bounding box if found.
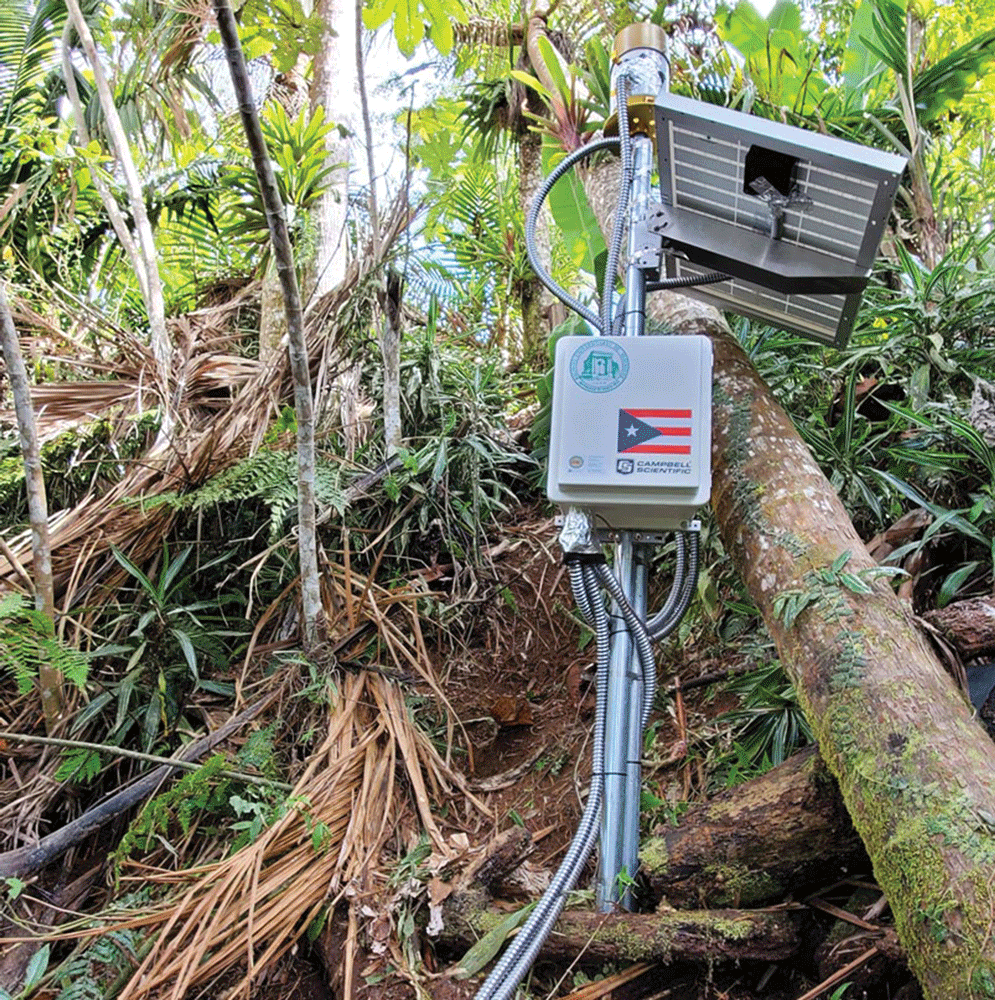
[617,409,692,455]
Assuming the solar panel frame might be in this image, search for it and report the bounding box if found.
[652,93,907,347]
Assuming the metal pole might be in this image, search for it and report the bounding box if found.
[599,530,634,910]
[598,134,655,912]
[622,551,649,901]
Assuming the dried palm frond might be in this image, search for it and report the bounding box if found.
[103,668,484,1000]
[0,199,411,606]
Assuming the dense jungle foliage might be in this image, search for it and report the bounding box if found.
[1,0,995,995]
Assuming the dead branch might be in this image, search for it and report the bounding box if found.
[0,694,274,878]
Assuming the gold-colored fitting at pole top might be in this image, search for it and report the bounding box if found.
[603,22,668,142]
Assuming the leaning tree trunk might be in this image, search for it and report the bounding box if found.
[213,0,325,651]
[575,153,995,999]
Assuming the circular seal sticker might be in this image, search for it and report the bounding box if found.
[569,340,629,393]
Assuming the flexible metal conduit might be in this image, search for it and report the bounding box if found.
[524,82,725,333]
[524,138,620,332]
[601,74,633,336]
[473,542,699,1000]
[474,561,610,1000]
[647,531,699,641]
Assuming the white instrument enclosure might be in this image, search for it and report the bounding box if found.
[547,335,712,531]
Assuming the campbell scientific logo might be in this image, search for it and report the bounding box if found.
[616,458,634,475]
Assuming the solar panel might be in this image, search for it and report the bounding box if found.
[651,92,907,346]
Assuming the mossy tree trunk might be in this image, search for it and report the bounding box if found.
[705,322,995,1000]
[576,154,995,1000]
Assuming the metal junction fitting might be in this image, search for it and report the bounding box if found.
[604,22,668,140]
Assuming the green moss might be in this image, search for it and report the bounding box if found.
[818,727,995,997]
[594,916,675,963]
[640,837,669,875]
[972,962,995,998]
[590,908,763,963]
[700,862,781,907]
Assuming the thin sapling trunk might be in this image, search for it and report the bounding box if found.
[212,0,325,651]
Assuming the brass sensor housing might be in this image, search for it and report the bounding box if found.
[604,23,668,140]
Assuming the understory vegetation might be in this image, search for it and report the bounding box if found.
[2,0,995,996]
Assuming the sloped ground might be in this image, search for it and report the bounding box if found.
[0,509,920,1000]
[386,513,920,1000]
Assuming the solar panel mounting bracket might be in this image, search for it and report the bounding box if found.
[630,211,665,271]
[647,204,871,295]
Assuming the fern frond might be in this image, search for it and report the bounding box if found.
[0,595,90,693]
[140,449,346,541]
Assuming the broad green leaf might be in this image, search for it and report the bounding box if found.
[542,139,605,278]
[938,562,980,608]
[839,572,873,595]
[22,943,49,990]
[767,0,801,37]
[914,30,995,123]
[172,628,198,678]
[159,545,193,599]
[718,0,771,60]
[451,903,535,978]
[768,29,800,65]
[362,0,396,31]
[831,551,852,573]
[4,877,25,900]
[423,0,454,54]
[536,34,569,103]
[110,544,156,599]
[392,0,422,55]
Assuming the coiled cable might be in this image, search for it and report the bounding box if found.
[646,531,700,641]
[524,138,621,332]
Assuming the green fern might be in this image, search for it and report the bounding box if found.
[51,907,149,1000]
[145,449,346,541]
[0,593,89,694]
[112,754,233,872]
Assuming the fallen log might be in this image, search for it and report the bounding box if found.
[438,817,806,970]
[923,597,995,660]
[439,902,805,967]
[643,746,868,908]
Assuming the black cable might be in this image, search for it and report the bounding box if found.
[647,271,729,291]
